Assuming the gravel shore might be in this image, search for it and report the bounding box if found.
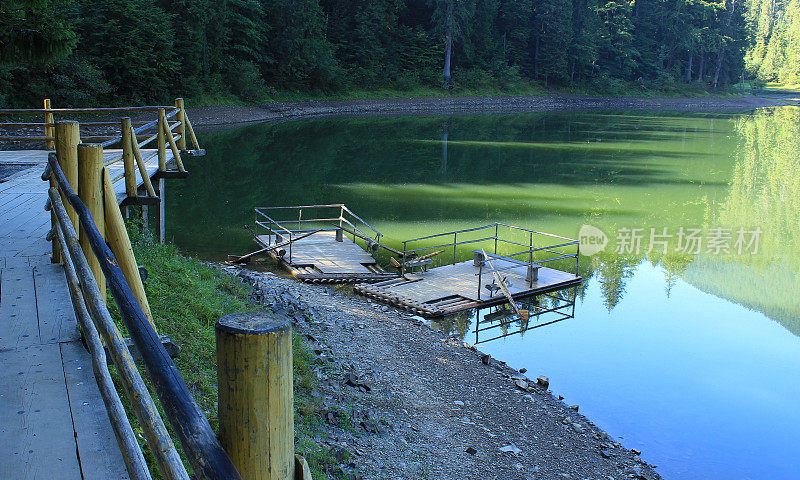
[189,93,795,129]
[225,266,662,480]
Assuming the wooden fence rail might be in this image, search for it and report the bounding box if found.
[46,154,242,480]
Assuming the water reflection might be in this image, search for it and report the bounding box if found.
[171,108,800,480]
[431,286,579,345]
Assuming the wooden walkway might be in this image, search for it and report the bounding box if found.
[0,152,172,478]
[355,258,581,317]
[255,231,396,283]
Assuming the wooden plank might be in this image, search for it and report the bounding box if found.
[0,258,40,348]
[60,342,131,479]
[0,344,82,479]
[34,263,80,344]
[355,259,581,317]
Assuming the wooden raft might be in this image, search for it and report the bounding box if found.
[354,258,581,317]
[255,231,397,283]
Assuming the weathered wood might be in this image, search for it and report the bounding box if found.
[32,263,80,344]
[103,168,156,329]
[230,229,322,264]
[217,312,294,480]
[175,98,187,150]
[54,220,151,480]
[157,177,165,244]
[43,99,54,150]
[60,342,137,480]
[255,231,393,284]
[161,114,185,172]
[294,455,313,480]
[48,186,189,480]
[50,157,241,480]
[157,109,167,171]
[122,117,138,199]
[354,259,581,317]
[184,111,200,150]
[0,344,82,478]
[120,196,160,207]
[54,122,80,240]
[77,145,106,298]
[0,258,39,348]
[129,125,158,198]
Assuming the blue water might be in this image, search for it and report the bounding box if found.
[472,263,800,480]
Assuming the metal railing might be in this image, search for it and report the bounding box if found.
[401,223,580,297]
[44,154,241,480]
[254,204,386,263]
[472,287,578,344]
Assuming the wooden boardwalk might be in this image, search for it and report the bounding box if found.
[0,151,173,478]
[255,231,396,283]
[355,258,581,317]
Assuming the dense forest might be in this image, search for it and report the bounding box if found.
[0,0,762,106]
[745,0,800,83]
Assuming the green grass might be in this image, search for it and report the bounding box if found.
[107,217,344,479]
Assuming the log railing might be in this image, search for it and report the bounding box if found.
[1,98,202,205]
[44,152,242,480]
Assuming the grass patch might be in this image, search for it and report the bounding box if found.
[106,217,344,478]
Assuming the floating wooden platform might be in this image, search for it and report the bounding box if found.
[255,231,397,283]
[354,258,581,317]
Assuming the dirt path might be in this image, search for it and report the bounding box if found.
[189,93,796,129]
[227,266,661,480]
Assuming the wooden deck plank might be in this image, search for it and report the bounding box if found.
[34,263,80,344]
[355,259,581,317]
[60,342,130,479]
[0,258,40,348]
[257,231,379,273]
[0,344,83,479]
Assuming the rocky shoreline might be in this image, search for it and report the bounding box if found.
[189,93,796,129]
[223,264,661,480]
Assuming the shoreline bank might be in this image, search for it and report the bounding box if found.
[188,93,797,129]
[224,265,662,480]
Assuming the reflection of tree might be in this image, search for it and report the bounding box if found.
[661,253,693,297]
[430,309,472,341]
[721,108,800,269]
[593,252,640,311]
[684,107,800,336]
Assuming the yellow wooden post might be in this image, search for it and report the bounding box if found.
[175,98,187,150]
[216,312,294,480]
[101,167,156,329]
[121,117,137,200]
[78,143,106,298]
[55,121,81,238]
[157,108,167,171]
[44,98,55,150]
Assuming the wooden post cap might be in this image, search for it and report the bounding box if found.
[215,311,291,335]
[216,310,294,480]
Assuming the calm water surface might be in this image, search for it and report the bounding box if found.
[169,109,800,480]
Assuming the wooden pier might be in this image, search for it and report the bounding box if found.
[0,99,208,479]
[355,224,582,317]
[253,205,397,283]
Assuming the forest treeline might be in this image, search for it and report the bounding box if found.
[0,0,763,106]
[746,0,800,83]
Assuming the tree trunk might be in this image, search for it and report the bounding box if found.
[713,51,724,88]
[686,54,693,82]
[443,2,453,88]
[443,31,452,87]
[714,0,737,89]
[697,53,705,82]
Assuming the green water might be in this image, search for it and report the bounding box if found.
[169,108,800,480]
